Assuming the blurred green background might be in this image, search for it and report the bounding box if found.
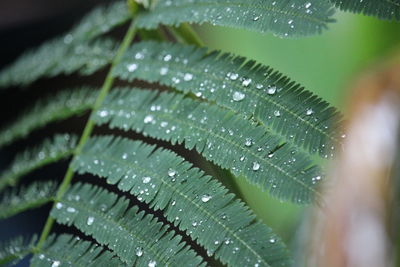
[197,11,400,244]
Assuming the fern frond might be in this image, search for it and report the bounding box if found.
[0,181,56,220]
[31,234,126,267]
[0,134,77,191]
[51,183,205,266]
[137,0,335,37]
[0,235,36,266]
[0,38,116,87]
[113,41,344,158]
[0,88,96,148]
[330,0,400,20]
[72,136,291,266]
[68,0,131,42]
[94,88,322,203]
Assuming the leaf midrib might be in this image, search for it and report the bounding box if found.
[82,149,271,266]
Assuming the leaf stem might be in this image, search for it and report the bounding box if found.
[33,18,138,252]
[170,23,205,47]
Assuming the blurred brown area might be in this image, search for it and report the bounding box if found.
[310,57,400,267]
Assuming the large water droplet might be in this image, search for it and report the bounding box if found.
[233,91,245,101]
[242,78,252,87]
[306,108,314,116]
[267,86,277,95]
[252,162,260,171]
[201,194,212,202]
[183,73,193,81]
[127,63,138,72]
[168,169,176,177]
[273,110,281,117]
[52,261,61,267]
[148,260,157,267]
[244,138,253,147]
[87,216,94,226]
[142,177,151,184]
[136,247,143,257]
[67,207,76,213]
[144,115,154,124]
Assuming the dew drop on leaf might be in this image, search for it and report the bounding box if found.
[127,63,138,72]
[148,260,156,267]
[144,115,154,124]
[142,176,151,183]
[136,247,143,257]
[306,108,314,115]
[233,91,245,101]
[168,168,176,177]
[242,78,252,87]
[51,261,60,267]
[183,73,193,81]
[267,86,277,95]
[201,194,212,202]
[252,162,260,171]
[273,110,281,117]
[244,138,253,147]
[87,216,94,226]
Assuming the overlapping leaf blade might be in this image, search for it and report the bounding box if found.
[138,0,335,37]
[0,235,36,266]
[31,234,126,267]
[0,181,56,219]
[72,136,291,266]
[0,38,117,87]
[51,183,205,266]
[330,0,400,20]
[114,41,344,158]
[0,88,96,148]
[0,134,77,191]
[94,88,322,203]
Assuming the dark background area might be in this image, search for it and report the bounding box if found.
[0,1,110,265]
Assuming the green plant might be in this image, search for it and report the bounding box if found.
[0,0,398,266]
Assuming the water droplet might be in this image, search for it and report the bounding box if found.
[127,63,138,72]
[98,110,109,118]
[267,86,277,95]
[148,260,157,267]
[305,2,312,8]
[252,162,260,171]
[256,83,263,89]
[269,238,276,243]
[163,54,172,61]
[160,67,168,75]
[142,177,151,184]
[306,108,314,116]
[136,247,143,257]
[242,78,252,87]
[229,73,239,80]
[122,153,128,160]
[144,115,154,124]
[56,202,63,209]
[233,91,245,101]
[183,73,193,81]
[273,110,281,117]
[244,138,253,147]
[52,261,60,267]
[168,169,176,177]
[87,216,94,225]
[253,16,260,21]
[201,194,212,202]
[67,207,76,213]
[192,221,198,227]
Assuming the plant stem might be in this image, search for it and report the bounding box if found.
[170,23,205,47]
[33,18,138,252]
